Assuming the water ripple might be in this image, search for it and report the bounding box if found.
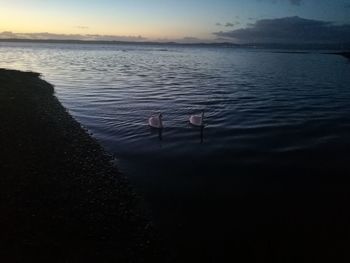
[1,41,350,179]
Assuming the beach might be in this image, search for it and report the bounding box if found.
[0,69,162,262]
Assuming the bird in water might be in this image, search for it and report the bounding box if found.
[148,113,163,129]
[189,111,204,127]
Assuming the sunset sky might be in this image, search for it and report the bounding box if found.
[1,0,350,43]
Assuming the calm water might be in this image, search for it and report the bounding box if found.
[2,41,350,260]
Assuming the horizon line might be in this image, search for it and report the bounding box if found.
[1,38,350,50]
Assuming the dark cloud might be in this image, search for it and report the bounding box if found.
[0,31,147,41]
[214,16,350,44]
[216,21,241,28]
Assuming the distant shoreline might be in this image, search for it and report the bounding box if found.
[1,38,350,50]
[269,50,350,59]
[0,38,239,47]
[328,52,350,59]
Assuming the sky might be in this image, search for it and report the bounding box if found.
[1,0,350,43]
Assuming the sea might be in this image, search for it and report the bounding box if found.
[1,41,350,261]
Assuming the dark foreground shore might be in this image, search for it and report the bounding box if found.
[0,69,162,262]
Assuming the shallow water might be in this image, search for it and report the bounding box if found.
[1,41,350,260]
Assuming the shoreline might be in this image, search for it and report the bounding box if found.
[0,69,162,262]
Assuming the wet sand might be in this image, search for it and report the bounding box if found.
[0,69,163,262]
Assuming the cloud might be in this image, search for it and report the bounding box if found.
[0,31,147,41]
[216,21,241,28]
[213,16,350,44]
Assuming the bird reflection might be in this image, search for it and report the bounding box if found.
[200,126,204,144]
[149,126,163,143]
[158,128,163,141]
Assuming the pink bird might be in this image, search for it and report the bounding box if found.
[148,113,163,129]
[189,111,204,127]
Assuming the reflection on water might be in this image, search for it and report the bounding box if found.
[1,41,350,260]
